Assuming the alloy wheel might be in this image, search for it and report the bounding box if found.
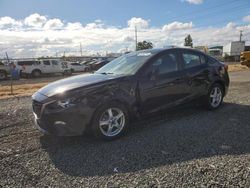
[210,87,222,108]
[99,108,125,137]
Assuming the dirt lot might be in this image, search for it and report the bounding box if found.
[0,70,250,187]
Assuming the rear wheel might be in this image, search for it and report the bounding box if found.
[206,84,224,110]
[85,67,90,72]
[32,70,41,78]
[92,103,129,140]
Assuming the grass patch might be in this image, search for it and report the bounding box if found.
[228,64,249,72]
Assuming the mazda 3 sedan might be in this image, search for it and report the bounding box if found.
[32,47,229,140]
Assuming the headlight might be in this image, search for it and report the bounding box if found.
[57,97,77,108]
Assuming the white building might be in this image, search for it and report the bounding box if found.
[223,41,245,57]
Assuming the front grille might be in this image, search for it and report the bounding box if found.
[32,100,43,117]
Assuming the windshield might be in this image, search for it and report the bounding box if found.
[96,51,154,75]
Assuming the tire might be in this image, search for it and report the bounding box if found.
[206,83,224,110]
[85,67,90,72]
[32,70,41,78]
[0,70,7,80]
[91,102,129,140]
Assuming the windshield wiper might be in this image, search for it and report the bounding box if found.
[99,72,114,75]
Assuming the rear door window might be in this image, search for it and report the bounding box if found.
[43,61,50,65]
[52,60,59,65]
[182,53,201,68]
[200,55,207,64]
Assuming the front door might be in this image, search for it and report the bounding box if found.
[42,60,52,73]
[139,50,189,114]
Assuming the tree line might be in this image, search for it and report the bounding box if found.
[136,34,193,50]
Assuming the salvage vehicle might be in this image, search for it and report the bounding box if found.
[90,60,110,71]
[15,59,71,77]
[69,62,87,73]
[240,51,250,68]
[32,47,230,140]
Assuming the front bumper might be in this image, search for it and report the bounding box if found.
[32,93,94,136]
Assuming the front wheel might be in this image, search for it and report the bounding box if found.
[92,103,129,140]
[206,84,224,110]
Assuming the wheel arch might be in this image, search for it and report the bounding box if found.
[210,79,225,96]
[32,69,42,74]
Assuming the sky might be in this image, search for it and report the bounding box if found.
[0,0,250,58]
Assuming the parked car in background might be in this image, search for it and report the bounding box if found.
[0,61,10,80]
[15,59,71,77]
[32,47,230,140]
[90,60,109,71]
[240,51,250,68]
[69,62,87,73]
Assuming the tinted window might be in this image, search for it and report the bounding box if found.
[208,57,218,64]
[96,51,155,75]
[200,55,206,64]
[43,61,50,65]
[71,63,80,66]
[52,60,58,65]
[151,53,178,75]
[17,61,38,66]
[182,53,201,68]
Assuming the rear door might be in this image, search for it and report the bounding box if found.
[139,50,189,114]
[51,60,61,73]
[42,60,52,73]
[180,49,210,97]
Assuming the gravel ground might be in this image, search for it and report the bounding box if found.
[0,71,250,187]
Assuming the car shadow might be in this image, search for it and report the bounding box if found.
[40,102,250,177]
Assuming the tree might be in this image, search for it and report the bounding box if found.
[137,41,153,51]
[184,34,193,48]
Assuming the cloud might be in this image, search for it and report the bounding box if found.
[24,13,47,27]
[66,22,83,30]
[183,0,204,5]
[226,22,236,29]
[127,17,149,28]
[162,21,193,31]
[243,15,250,22]
[0,14,250,58]
[44,18,64,30]
[85,22,103,29]
[0,16,22,28]
[94,19,102,23]
[123,36,134,42]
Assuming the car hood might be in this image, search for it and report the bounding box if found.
[37,73,124,97]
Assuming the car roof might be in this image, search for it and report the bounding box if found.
[137,47,205,54]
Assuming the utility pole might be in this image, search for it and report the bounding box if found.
[135,26,138,51]
[6,52,13,95]
[240,30,243,42]
[80,43,83,56]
